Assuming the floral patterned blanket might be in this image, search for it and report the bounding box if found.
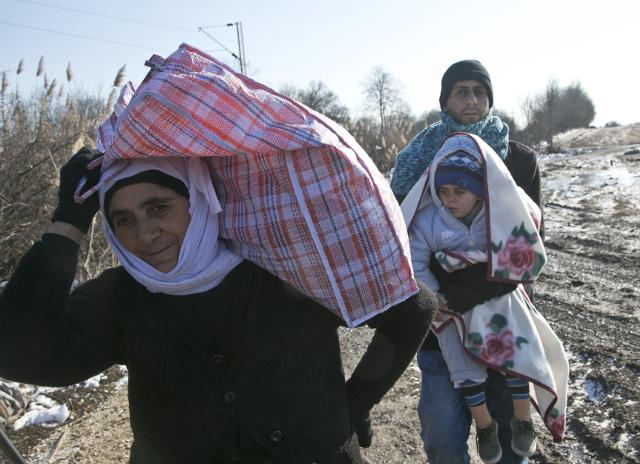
[402,133,569,442]
[441,269,568,442]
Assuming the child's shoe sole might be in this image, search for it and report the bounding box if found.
[481,448,503,464]
[511,438,537,457]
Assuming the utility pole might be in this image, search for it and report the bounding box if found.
[198,22,246,75]
[226,22,246,75]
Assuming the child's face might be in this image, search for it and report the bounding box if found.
[437,184,480,218]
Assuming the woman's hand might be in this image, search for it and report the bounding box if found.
[51,148,102,234]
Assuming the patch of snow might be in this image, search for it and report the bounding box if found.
[83,373,104,388]
[539,152,577,161]
[12,404,69,430]
[617,432,631,446]
[34,394,58,408]
[583,378,607,404]
[1,366,130,430]
[115,365,129,388]
[566,446,587,463]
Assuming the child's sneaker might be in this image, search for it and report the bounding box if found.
[476,421,502,464]
[511,417,537,457]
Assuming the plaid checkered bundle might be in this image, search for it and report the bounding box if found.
[96,43,417,326]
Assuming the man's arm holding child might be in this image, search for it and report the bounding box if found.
[429,255,516,314]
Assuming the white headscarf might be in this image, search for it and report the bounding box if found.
[98,156,243,295]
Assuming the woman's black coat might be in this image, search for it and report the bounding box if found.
[0,234,434,463]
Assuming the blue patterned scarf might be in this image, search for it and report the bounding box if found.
[390,111,509,197]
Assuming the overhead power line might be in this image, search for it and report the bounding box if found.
[198,22,246,74]
[0,20,156,50]
[17,0,194,32]
[197,27,237,58]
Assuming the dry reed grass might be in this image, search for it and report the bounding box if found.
[0,58,126,281]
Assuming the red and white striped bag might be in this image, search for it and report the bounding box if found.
[95,43,417,326]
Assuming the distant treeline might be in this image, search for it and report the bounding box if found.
[282,68,598,171]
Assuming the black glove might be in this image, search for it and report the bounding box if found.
[352,413,373,448]
[456,263,518,305]
[440,278,518,314]
[428,253,451,287]
[439,284,482,314]
[431,256,517,306]
[51,147,102,234]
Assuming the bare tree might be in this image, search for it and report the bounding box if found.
[279,81,351,128]
[408,109,441,140]
[359,67,420,172]
[520,79,595,151]
[543,80,561,149]
[350,116,383,166]
[493,108,518,132]
[556,82,595,132]
[363,67,403,140]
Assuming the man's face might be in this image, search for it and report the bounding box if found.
[443,80,490,124]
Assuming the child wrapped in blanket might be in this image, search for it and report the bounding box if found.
[403,132,568,464]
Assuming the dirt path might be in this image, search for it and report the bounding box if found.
[3,147,639,464]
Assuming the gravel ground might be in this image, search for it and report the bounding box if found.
[2,144,639,464]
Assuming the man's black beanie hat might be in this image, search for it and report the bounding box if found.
[439,59,494,110]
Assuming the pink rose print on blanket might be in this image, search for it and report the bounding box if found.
[468,314,529,369]
[497,235,535,278]
[481,329,516,366]
[546,409,566,442]
[492,223,545,281]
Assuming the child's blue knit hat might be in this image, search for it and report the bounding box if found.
[435,150,484,198]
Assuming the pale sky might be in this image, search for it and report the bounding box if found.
[1,0,637,128]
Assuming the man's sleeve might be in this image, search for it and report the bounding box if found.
[507,141,544,239]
